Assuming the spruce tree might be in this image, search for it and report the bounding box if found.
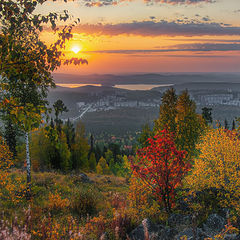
[63,119,75,149]
[138,124,152,148]
[202,107,213,125]
[224,119,229,130]
[154,88,177,133]
[232,119,236,130]
[89,152,97,172]
[72,122,90,170]
[175,90,204,158]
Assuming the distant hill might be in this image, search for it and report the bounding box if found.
[53,72,240,86]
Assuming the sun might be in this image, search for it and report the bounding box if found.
[71,45,82,54]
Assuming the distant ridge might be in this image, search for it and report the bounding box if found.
[52,73,240,85]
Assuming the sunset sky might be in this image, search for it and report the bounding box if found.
[37,0,240,74]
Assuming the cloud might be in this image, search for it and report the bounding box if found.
[127,54,236,58]
[166,39,240,43]
[82,43,240,54]
[76,21,240,37]
[83,0,215,7]
[143,0,215,5]
[174,43,240,51]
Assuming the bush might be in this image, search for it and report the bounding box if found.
[185,128,240,212]
[71,186,100,216]
[126,176,162,224]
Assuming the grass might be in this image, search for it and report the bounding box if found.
[0,170,132,239]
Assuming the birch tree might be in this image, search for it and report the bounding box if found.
[0,0,87,198]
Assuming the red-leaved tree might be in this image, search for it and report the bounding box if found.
[130,129,190,213]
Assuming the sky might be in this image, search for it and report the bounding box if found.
[37,0,240,74]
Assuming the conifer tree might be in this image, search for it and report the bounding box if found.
[138,124,153,148]
[105,149,114,165]
[53,99,68,131]
[89,152,97,172]
[63,119,75,149]
[58,132,71,172]
[202,107,213,125]
[154,88,177,133]
[232,119,236,130]
[175,90,204,158]
[72,122,90,170]
[96,157,110,175]
[224,119,229,130]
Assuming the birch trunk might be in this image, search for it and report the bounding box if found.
[25,131,31,199]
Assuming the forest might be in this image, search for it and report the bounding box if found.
[1,0,240,239]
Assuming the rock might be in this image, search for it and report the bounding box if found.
[203,214,227,237]
[160,227,178,240]
[174,227,210,240]
[168,214,192,229]
[100,232,108,240]
[177,198,190,212]
[128,218,164,240]
[231,234,240,240]
[79,173,92,183]
[224,234,239,240]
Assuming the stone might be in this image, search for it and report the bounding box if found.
[203,214,227,237]
[174,227,210,240]
[168,214,192,229]
[128,218,164,240]
[100,232,108,240]
[79,173,92,183]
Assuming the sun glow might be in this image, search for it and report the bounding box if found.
[71,45,82,54]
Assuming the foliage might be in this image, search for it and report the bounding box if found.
[53,99,68,131]
[88,152,97,172]
[0,137,25,206]
[0,0,87,197]
[131,129,190,212]
[202,107,213,125]
[126,175,162,223]
[3,115,18,158]
[154,88,177,133]
[96,157,111,175]
[113,155,131,178]
[208,223,239,240]
[185,128,240,212]
[71,186,100,216]
[48,191,70,213]
[105,149,114,165]
[72,122,90,171]
[154,89,205,159]
[138,123,153,148]
[175,90,205,158]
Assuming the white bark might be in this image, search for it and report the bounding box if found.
[25,132,31,195]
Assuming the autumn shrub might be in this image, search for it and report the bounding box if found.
[47,191,70,213]
[110,212,134,240]
[185,128,240,212]
[32,172,63,188]
[109,192,127,209]
[0,138,25,208]
[208,223,239,240]
[126,175,162,224]
[177,188,229,225]
[71,186,100,216]
[32,214,83,240]
[131,129,190,213]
